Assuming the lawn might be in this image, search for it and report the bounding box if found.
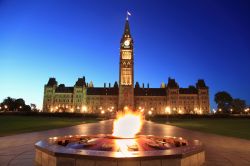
[0,115,99,137]
[151,118,250,140]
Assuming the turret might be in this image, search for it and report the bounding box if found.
[43,78,58,112]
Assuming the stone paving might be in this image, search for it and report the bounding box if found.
[0,120,250,166]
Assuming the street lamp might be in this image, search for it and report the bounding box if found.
[148,110,152,115]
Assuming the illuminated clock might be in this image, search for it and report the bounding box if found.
[124,40,130,46]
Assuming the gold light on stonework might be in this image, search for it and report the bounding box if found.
[81,106,87,113]
[122,51,132,59]
[138,106,144,113]
[165,106,171,114]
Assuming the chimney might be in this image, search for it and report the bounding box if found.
[142,83,145,88]
[109,83,111,88]
[104,83,106,88]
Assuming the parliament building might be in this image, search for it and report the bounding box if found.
[43,18,210,115]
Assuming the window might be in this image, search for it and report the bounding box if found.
[122,51,132,59]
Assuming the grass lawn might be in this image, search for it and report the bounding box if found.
[0,115,99,137]
[151,118,250,140]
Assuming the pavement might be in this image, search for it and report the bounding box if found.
[0,120,250,166]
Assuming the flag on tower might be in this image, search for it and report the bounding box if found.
[126,11,131,20]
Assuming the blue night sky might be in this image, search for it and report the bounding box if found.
[0,0,249,109]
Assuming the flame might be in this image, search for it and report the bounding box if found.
[115,139,137,156]
[112,110,143,138]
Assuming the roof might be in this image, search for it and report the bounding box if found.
[55,84,73,93]
[196,79,208,89]
[167,78,179,88]
[87,87,118,96]
[124,20,131,36]
[46,78,57,86]
[179,88,198,94]
[135,88,166,96]
[75,77,86,87]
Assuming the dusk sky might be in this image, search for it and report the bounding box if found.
[0,0,249,109]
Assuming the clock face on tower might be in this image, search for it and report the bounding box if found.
[124,40,130,46]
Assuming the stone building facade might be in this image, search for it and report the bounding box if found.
[43,19,210,115]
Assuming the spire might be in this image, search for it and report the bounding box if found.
[123,19,131,36]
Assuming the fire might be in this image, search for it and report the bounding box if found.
[112,110,143,138]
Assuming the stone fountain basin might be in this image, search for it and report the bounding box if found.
[35,134,205,166]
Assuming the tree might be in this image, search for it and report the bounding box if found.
[2,97,15,111]
[1,97,32,112]
[30,103,37,111]
[14,98,26,111]
[22,105,31,112]
[231,98,246,114]
[214,91,233,113]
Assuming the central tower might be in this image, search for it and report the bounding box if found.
[118,18,134,110]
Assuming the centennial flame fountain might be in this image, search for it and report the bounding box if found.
[35,110,205,166]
